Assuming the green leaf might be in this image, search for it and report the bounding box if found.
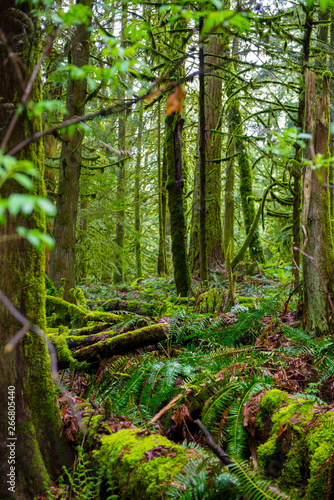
[13,173,34,191]
[7,194,33,216]
[36,198,57,216]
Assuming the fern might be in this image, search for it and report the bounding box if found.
[229,460,292,500]
[226,376,272,459]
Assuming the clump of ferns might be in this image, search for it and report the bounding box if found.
[167,445,290,500]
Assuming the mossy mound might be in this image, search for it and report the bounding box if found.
[256,389,334,499]
[93,428,194,499]
[195,288,225,314]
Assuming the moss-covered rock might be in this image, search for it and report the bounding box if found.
[93,428,193,499]
[255,389,334,498]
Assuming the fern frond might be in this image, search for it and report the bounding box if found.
[227,377,272,459]
[229,460,292,500]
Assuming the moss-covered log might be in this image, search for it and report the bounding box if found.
[92,425,194,499]
[46,295,127,327]
[71,323,169,365]
[99,298,159,316]
[247,389,334,499]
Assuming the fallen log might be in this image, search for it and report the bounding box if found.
[72,323,169,365]
[67,331,118,349]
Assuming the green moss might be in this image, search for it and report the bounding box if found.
[259,389,288,415]
[256,391,334,499]
[102,298,158,317]
[196,288,223,314]
[93,428,190,499]
[45,274,57,297]
[160,299,177,316]
[84,311,127,324]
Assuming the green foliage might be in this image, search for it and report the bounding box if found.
[43,447,117,500]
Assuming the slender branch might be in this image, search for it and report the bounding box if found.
[0,288,85,430]
[194,419,232,466]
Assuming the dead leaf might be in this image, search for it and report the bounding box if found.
[166,86,186,115]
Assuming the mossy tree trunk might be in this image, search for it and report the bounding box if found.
[135,111,143,279]
[198,18,208,284]
[157,103,167,275]
[165,113,191,296]
[303,70,334,334]
[0,3,71,498]
[113,3,128,285]
[226,65,265,264]
[49,0,93,301]
[189,18,228,270]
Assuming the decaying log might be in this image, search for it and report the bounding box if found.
[71,323,169,365]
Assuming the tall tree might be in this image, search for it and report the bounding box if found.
[158,104,168,275]
[165,110,191,296]
[49,0,93,301]
[189,8,229,270]
[113,2,128,284]
[226,60,265,264]
[0,2,70,497]
[135,111,143,279]
[302,69,334,333]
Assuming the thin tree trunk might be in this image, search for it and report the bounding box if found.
[189,6,228,270]
[0,3,71,497]
[135,111,143,279]
[226,71,265,264]
[199,17,208,284]
[165,113,191,296]
[49,0,93,301]
[158,104,167,275]
[113,3,128,284]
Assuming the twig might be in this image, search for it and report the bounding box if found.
[194,419,232,466]
[293,247,334,316]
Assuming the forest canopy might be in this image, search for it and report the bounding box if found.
[2,0,334,498]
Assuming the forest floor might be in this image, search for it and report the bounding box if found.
[39,265,334,500]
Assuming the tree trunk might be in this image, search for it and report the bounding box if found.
[135,111,143,279]
[49,0,93,301]
[189,26,227,270]
[165,113,191,296]
[113,3,128,285]
[303,70,334,334]
[0,3,71,498]
[226,68,265,264]
[198,18,208,284]
[158,145,168,275]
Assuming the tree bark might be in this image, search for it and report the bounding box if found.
[114,3,128,284]
[303,69,334,334]
[135,111,143,279]
[165,113,191,296]
[158,105,168,275]
[189,27,227,270]
[49,0,93,301]
[0,3,71,497]
[198,17,208,285]
[226,69,265,264]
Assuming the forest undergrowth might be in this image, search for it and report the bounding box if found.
[39,265,334,500]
